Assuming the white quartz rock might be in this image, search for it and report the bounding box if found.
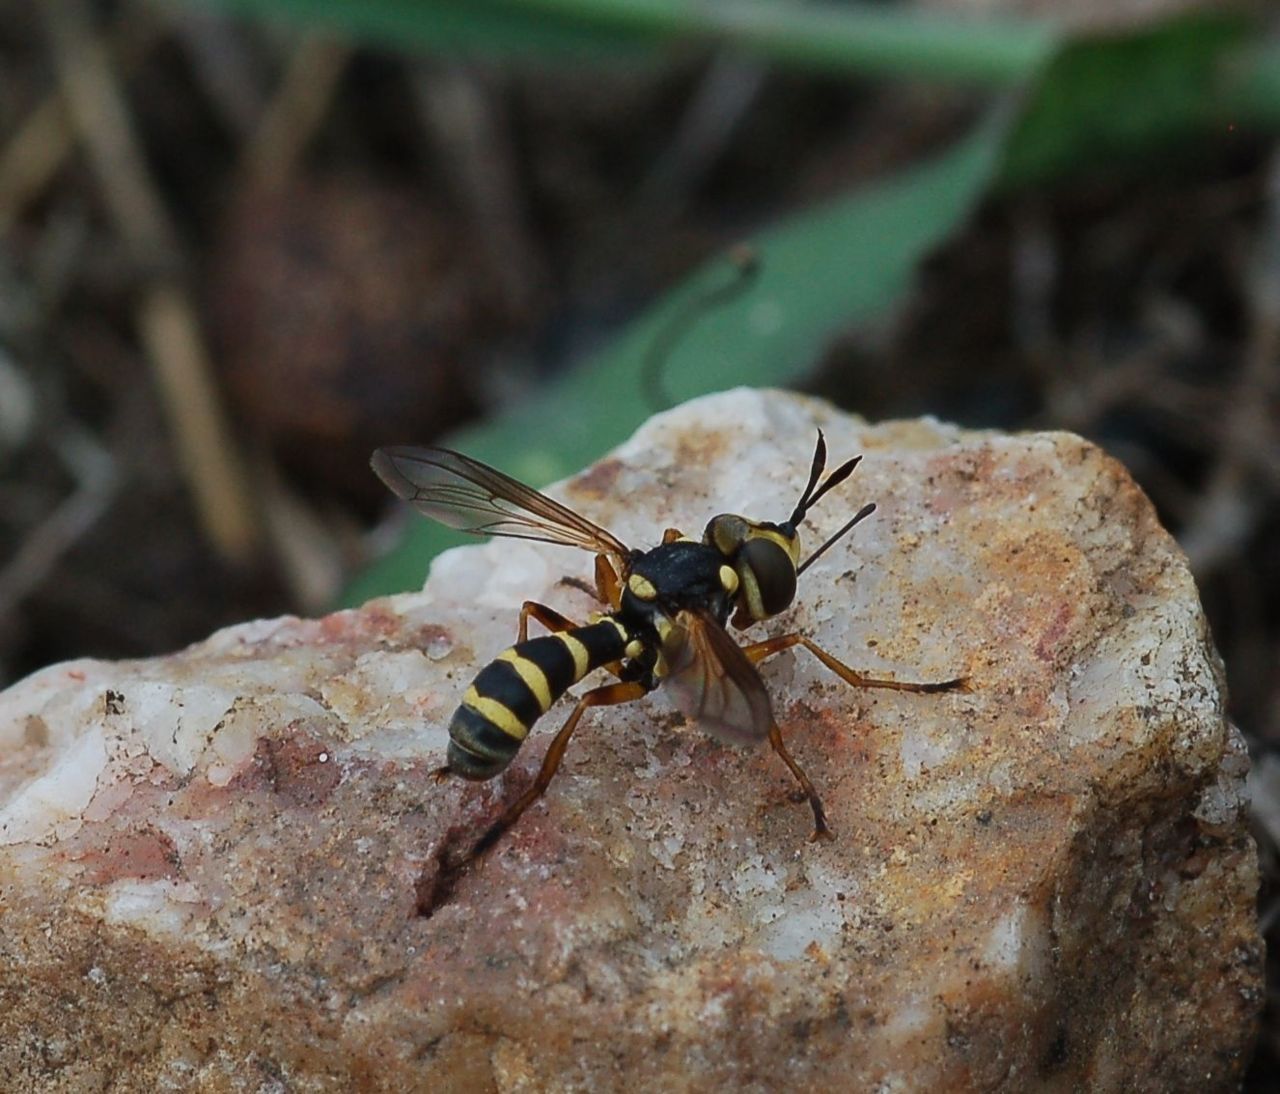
[0,389,1261,1092]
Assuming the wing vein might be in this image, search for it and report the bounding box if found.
[372,446,630,560]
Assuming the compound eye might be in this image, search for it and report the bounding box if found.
[739,537,797,618]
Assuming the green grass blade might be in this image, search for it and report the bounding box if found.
[347,109,1013,602]
[207,0,1057,86]
[999,14,1253,186]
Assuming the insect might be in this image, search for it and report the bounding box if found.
[372,433,964,862]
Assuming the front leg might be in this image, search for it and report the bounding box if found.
[742,633,967,693]
[743,635,964,841]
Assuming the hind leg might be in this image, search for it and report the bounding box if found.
[471,680,649,859]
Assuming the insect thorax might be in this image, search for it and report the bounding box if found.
[622,539,732,626]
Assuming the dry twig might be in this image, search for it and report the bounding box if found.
[40,0,261,564]
[411,62,545,321]
[239,33,351,190]
[0,423,116,618]
[0,13,162,235]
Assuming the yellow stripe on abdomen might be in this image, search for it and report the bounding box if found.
[555,632,591,681]
[461,686,529,741]
[496,648,553,712]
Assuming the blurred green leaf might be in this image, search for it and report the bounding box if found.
[999,15,1251,186]
[211,0,1056,86]
[207,0,1279,121]
[1222,38,1280,130]
[217,0,643,56]
[278,1,1275,601]
[346,110,1012,602]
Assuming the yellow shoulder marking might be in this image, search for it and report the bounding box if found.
[627,573,658,601]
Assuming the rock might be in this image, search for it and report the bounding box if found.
[0,390,1261,1091]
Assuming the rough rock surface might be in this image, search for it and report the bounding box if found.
[0,390,1261,1091]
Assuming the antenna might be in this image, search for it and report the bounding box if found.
[789,430,863,526]
[797,502,876,576]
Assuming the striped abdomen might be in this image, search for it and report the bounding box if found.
[447,619,630,779]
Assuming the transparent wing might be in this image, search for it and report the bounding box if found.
[662,608,773,746]
[372,446,630,558]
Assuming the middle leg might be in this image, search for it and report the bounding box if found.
[741,634,964,840]
[517,599,625,681]
[767,721,832,841]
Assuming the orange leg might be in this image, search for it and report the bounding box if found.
[767,722,832,841]
[472,680,649,859]
[594,554,623,610]
[518,599,579,643]
[742,633,968,694]
[742,635,964,840]
[517,599,624,679]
